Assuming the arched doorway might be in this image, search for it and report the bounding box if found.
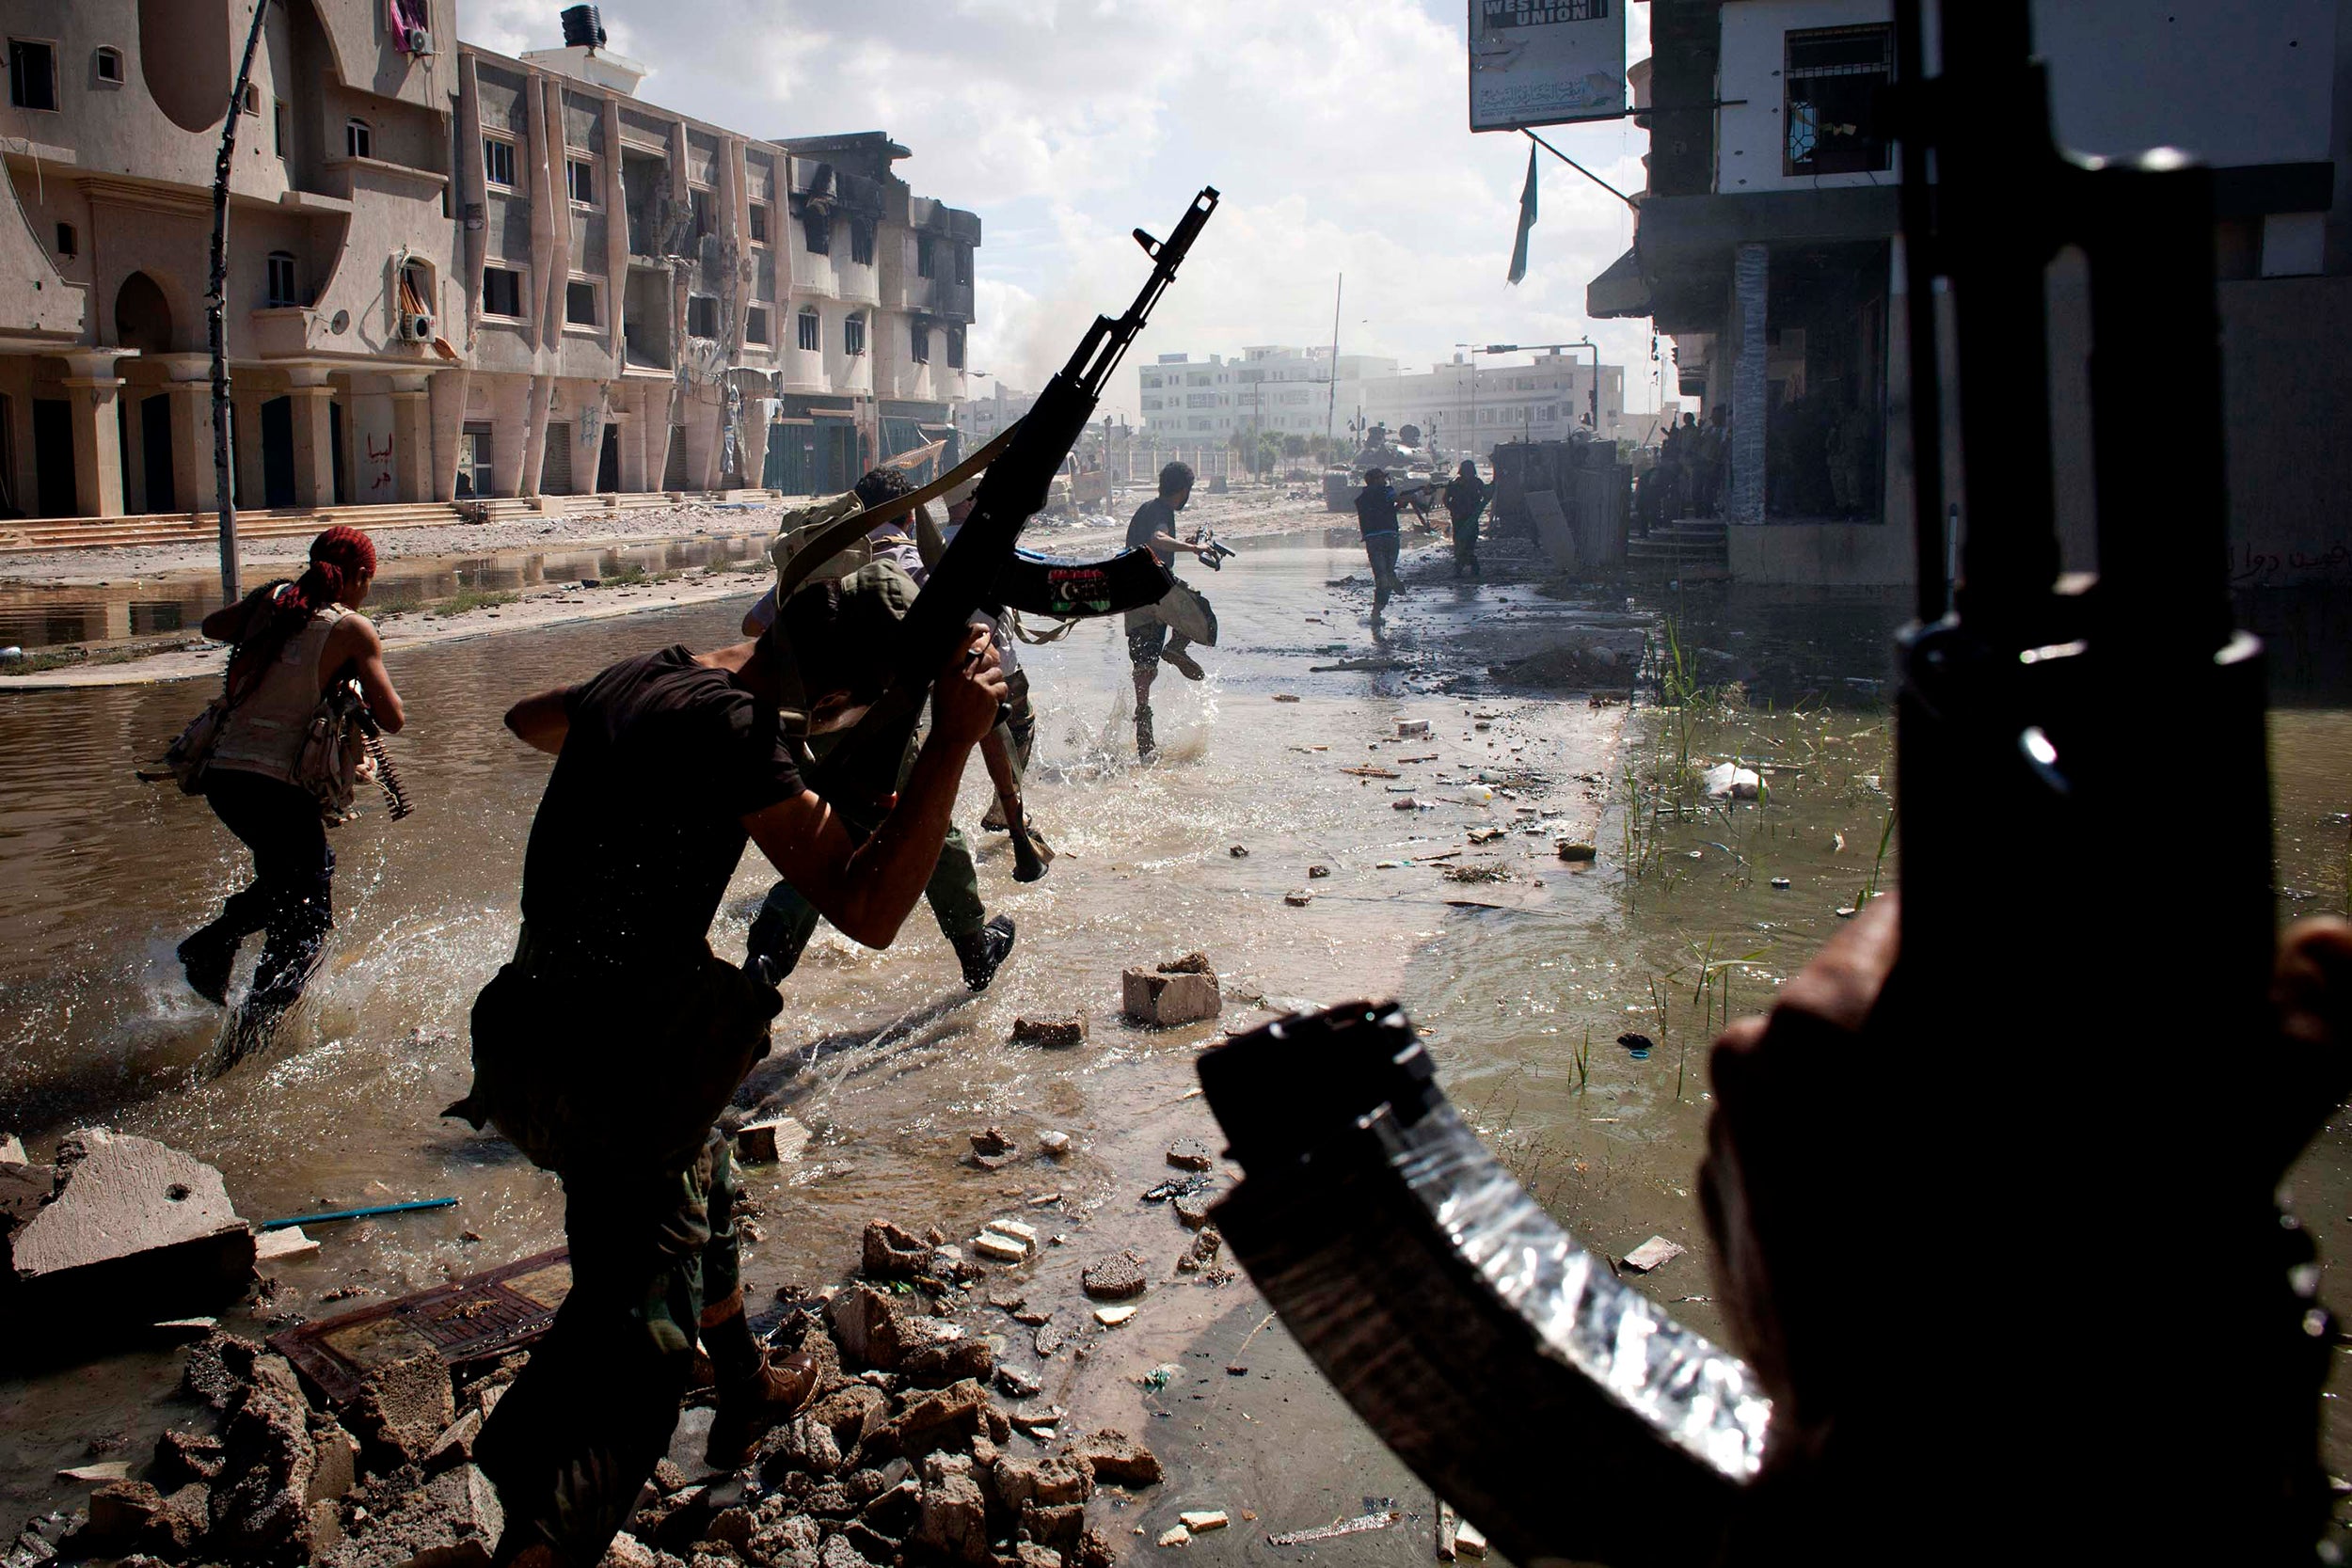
[115,273,173,356]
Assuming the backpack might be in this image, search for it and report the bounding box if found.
[293,678,373,826]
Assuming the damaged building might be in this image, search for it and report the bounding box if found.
[0,1,977,526]
[1595,0,2352,590]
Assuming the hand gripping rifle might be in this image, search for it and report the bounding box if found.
[803,189,1218,809]
[1193,8,2327,1562]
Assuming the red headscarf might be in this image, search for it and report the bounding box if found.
[236,527,378,672]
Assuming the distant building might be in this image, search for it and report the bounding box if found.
[955,383,1034,447]
[0,0,977,521]
[1136,347,1397,444]
[1358,353,1628,456]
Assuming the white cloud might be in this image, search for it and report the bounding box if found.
[489,0,1673,413]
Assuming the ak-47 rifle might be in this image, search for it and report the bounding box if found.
[805,188,1218,807]
[1195,7,2325,1562]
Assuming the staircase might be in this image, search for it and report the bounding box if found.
[1625,518,1729,579]
[0,490,775,555]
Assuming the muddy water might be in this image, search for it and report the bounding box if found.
[0,531,771,650]
[1,522,2348,1551]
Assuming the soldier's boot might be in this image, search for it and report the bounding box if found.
[1135,703,1156,762]
[705,1349,822,1470]
[1161,643,1204,681]
[952,915,1017,992]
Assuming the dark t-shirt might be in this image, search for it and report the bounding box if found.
[520,647,804,959]
[1127,499,1179,565]
[1355,484,1402,539]
[1444,476,1486,519]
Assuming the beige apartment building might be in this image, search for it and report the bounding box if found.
[0,0,976,524]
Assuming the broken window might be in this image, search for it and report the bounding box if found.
[797,307,820,351]
[485,136,516,188]
[954,245,971,286]
[482,264,523,318]
[568,158,596,206]
[746,307,769,345]
[8,40,56,110]
[946,325,965,369]
[687,294,718,338]
[749,203,769,245]
[266,250,297,307]
[565,278,598,326]
[803,207,832,255]
[1785,24,1891,177]
[843,312,866,356]
[912,323,930,364]
[917,235,937,279]
[690,186,712,238]
[850,220,873,265]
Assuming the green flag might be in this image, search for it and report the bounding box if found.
[1507,142,1538,285]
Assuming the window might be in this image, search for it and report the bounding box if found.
[916,236,937,279]
[1186,392,1216,408]
[345,118,372,159]
[484,136,516,188]
[274,101,289,157]
[954,245,971,287]
[843,312,866,356]
[8,40,56,110]
[946,325,964,370]
[803,209,831,255]
[242,82,261,115]
[745,307,769,345]
[567,157,596,206]
[796,307,820,351]
[94,47,122,85]
[53,222,74,260]
[687,294,717,338]
[266,251,298,307]
[1142,397,1162,412]
[749,203,769,245]
[482,264,523,318]
[849,220,873,265]
[457,422,494,499]
[1785,25,1891,177]
[564,278,598,326]
[690,186,712,238]
[911,323,930,364]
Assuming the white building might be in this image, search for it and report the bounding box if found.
[1136,346,1397,443]
[955,382,1034,447]
[1358,353,1629,456]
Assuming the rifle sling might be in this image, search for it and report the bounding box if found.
[773,421,1024,604]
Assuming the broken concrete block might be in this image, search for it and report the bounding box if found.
[1121,970,1220,1027]
[181,1327,263,1410]
[1396,720,1431,738]
[971,1232,1027,1264]
[57,1462,130,1482]
[880,1380,994,1463]
[310,1420,358,1504]
[1157,1524,1191,1547]
[1165,1139,1214,1172]
[1620,1235,1686,1274]
[861,1219,931,1281]
[1009,1016,1087,1049]
[988,1218,1040,1247]
[1454,1517,1489,1558]
[154,1429,227,1488]
[598,1533,657,1568]
[1036,1131,1073,1157]
[1013,1543,1064,1568]
[1283,891,1314,907]
[992,1454,1094,1514]
[255,1226,320,1264]
[1171,1192,1216,1230]
[1080,1253,1146,1300]
[423,1409,482,1471]
[1179,1511,1228,1532]
[0,1133,24,1164]
[9,1130,254,1316]
[210,1353,323,1562]
[735,1116,810,1164]
[1175,1227,1221,1274]
[994,1364,1043,1401]
[1070,1429,1161,1487]
[970,1128,1015,1158]
[1092,1306,1136,1327]
[85,1480,209,1556]
[350,1350,457,1467]
[328,1463,504,1568]
[911,1452,990,1564]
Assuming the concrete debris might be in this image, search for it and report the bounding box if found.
[1266,1510,1398,1546]
[1554,841,1597,862]
[1620,1236,1685,1274]
[969,1128,1016,1158]
[254,1227,320,1264]
[1036,1131,1073,1157]
[1122,969,1221,1028]
[879,1380,1004,1463]
[423,1410,482,1471]
[826,1285,992,1386]
[0,1133,24,1164]
[1396,720,1431,739]
[1228,845,1248,858]
[9,1130,255,1316]
[181,1329,264,1410]
[1164,1139,1215,1172]
[735,1117,810,1164]
[1032,1323,1066,1358]
[994,1365,1043,1400]
[987,1218,1040,1247]
[84,1481,209,1557]
[1009,1016,1087,1049]
[210,1352,325,1563]
[1071,1430,1161,1487]
[56,1464,130,1483]
[1174,1227,1222,1274]
[349,1351,457,1467]
[1156,1525,1191,1547]
[1283,892,1314,907]
[1438,1499,1460,1560]
[310,1423,358,1506]
[1273,694,1300,703]
[971,1231,1027,1264]
[1454,1518,1489,1558]
[1092,1306,1136,1327]
[1171,1192,1217,1230]
[153,1430,227,1488]
[1307,864,1331,878]
[1178,1511,1229,1532]
[1156,953,1215,975]
[860,1220,932,1282]
[1080,1253,1147,1300]
[326,1464,503,1568]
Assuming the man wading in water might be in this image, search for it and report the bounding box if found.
[1355,467,1406,622]
[1124,460,1206,760]
[451,574,1006,1568]
[179,526,404,1037]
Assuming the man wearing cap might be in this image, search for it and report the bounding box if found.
[454,569,1006,1568]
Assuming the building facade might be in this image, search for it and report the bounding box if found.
[1136,347,1398,445]
[0,0,976,521]
[953,381,1034,449]
[1357,353,1629,457]
[1595,0,2352,586]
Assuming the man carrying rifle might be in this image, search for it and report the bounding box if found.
[1124,460,1207,761]
[449,578,1007,1568]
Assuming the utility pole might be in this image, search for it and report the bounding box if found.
[209,0,273,606]
[1324,274,1342,452]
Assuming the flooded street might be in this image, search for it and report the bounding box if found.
[3,515,2349,1552]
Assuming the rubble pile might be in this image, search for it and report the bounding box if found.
[8,1214,1163,1568]
[3,1130,256,1321]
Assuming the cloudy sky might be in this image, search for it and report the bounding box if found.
[465,0,1662,423]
